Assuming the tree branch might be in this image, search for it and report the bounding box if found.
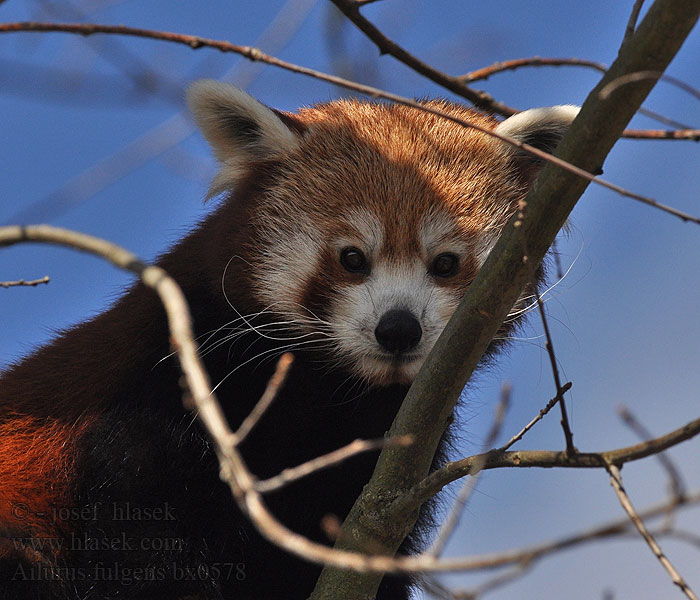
[402,414,700,508]
[460,56,608,82]
[0,276,50,288]
[328,0,517,115]
[2,20,697,141]
[606,463,698,600]
[1,22,699,225]
[309,2,700,597]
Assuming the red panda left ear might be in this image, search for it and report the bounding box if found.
[493,105,579,174]
[187,80,304,198]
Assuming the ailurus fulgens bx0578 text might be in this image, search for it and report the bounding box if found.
[0,81,577,599]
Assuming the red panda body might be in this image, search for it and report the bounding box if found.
[0,82,577,599]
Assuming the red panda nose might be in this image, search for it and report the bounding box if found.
[374,309,423,355]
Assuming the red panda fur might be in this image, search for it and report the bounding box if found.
[0,82,577,599]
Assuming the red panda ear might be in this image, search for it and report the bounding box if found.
[187,80,303,198]
[493,105,579,176]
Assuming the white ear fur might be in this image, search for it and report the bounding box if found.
[187,80,301,198]
[494,105,579,154]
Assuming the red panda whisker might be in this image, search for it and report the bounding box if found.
[211,338,336,394]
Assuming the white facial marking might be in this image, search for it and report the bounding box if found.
[255,224,323,315]
[419,211,466,258]
[335,209,384,255]
[331,258,457,385]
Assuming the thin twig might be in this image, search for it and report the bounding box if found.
[255,435,413,493]
[460,57,608,82]
[459,55,699,129]
[636,109,693,130]
[617,405,686,501]
[622,128,700,140]
[455,562,532,600]
[329,0,517,115]
[232,353,294,445]
[515,200,575,455]
[661,73,700,102]
[427,384,511,557]
[622,0,646,47]
[606,463,698,600]
[0,275,50,288]
[500,382,573,451]
[2,22,700,226]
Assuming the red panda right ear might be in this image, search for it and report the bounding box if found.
[493,105,579,179]
[187,80,303,198]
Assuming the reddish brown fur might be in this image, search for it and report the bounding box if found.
[0,417,93,554]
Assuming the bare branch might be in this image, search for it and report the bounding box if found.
[500,382,573,451]
[637,107,693,130]
[661,73,700,102]
[618,405,686,501]
[516,201,575,454]
[328,0,517,115]
[0,276,50,288]
[452,563,531,600]
[606,463,698,600]
[232,353,294,445]
[255,435,413,494]
[2,22,699,226]
[623,128,700,140]
[404,414,700,508]
[426,385,511,557]
[622,0,646,47]
[459,57,608,82]
[460,55,699,131]
[426,490,700,588]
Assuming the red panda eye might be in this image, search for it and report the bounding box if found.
[430,253,459,278]
[340,247,369,274]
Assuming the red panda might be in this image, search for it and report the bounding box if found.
[0,81,577,599]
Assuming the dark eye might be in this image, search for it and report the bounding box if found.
[340,247,369,274]
[430,253,459,278]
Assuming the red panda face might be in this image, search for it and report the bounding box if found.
[188,81,577,386]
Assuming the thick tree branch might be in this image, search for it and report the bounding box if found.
[309,2,700,598]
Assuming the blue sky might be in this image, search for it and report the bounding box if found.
[1,2,699,598]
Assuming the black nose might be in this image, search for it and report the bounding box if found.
[374,309,422,354]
